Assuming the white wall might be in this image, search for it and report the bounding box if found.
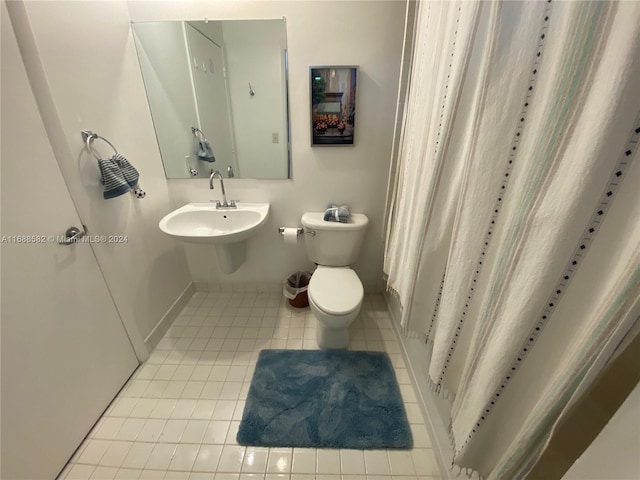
[128,1,407,293]
[10,0,193,359]
[562,383,640,480]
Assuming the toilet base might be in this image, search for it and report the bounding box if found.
[316,322,349,349]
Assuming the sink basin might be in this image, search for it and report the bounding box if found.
[159,203,269,245]
[159,203,270,274]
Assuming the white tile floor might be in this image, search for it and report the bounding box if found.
[59,293,442,480]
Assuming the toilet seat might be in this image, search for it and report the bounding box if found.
[308,267,364,316]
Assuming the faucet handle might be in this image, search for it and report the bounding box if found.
[229,200,237,208]
[210,199,222,208]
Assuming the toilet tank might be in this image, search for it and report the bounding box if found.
[301,212,368,266]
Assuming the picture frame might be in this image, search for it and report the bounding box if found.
[310,66,358,146]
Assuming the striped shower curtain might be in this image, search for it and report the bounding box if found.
[384,1,640,478]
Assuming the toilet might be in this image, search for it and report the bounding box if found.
[301,212,368,349]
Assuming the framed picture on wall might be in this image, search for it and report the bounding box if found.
[310,66,358,146]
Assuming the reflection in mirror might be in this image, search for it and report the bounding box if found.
[132,19,290,179]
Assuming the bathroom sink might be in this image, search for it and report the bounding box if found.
[159,203,270,245]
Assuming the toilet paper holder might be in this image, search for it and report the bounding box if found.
[278,227,315,236]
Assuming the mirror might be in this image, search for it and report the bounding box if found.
[132,19,291,179]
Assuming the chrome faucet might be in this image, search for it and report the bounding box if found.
[209,170,236,208]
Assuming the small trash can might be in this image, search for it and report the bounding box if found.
[283,271,312,308]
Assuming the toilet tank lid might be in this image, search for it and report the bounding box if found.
[301,212,368,230]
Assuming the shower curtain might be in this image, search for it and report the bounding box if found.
[384,1,640,478]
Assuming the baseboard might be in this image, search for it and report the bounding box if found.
[194,281,282,294]
[385,294,458,480]
[144,282,196,351]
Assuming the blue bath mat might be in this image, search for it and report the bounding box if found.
[237,349,413,449]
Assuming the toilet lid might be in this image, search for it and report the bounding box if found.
[309,268,364,315]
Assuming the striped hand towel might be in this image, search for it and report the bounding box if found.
[112,153,140,188]
[98,157,131,199]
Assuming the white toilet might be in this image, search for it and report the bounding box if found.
[301,212,368,349]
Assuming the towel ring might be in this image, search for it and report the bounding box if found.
[82,130,118,160]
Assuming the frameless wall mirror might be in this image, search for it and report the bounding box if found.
[132,19,291,179]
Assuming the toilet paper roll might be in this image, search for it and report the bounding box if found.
[281,227,299,245]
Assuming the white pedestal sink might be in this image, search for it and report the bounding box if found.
[159,203,269,274]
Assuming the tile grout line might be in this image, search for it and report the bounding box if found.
[61,294,440,480]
